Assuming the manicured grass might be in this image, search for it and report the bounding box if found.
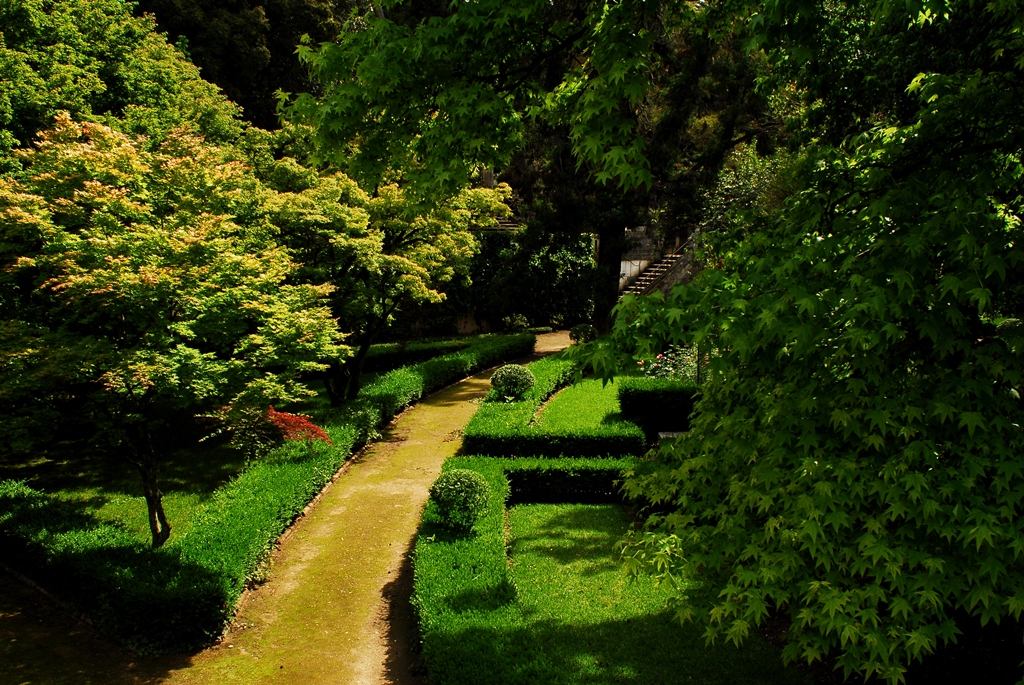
[414,460,808,685]
[0,333,536,651]
[462,370,645,458]
[508,504,806,685]
[537,378,636,433]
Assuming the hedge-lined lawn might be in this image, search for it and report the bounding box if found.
[507,504,806,685]
[537,378,636,435]
[415,458,807,685]
[462,362,645,457]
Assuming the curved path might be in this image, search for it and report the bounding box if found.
[0,331,569,685]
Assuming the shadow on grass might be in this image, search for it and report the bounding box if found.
[0,439,246,504]
[425,611,808,685]
[0,482,232,653]
[509,507,624,574]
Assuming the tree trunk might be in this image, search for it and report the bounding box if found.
[140,463,171,548]
[592,224,627,333]
[323,358,348,407]
[342,338,375,401]
[126,424,171,548]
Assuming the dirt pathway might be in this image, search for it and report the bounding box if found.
[0,331,570,685]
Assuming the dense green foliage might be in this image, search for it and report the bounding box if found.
[615,377,700,436]
[0,115,343,546]
[134,0,356,130]
[0,333,534,650]
[490,364,536,400]
[413,457,806,685]
[463,369,645,458]
[0,0,241,168]
[428,468,490,532]
[567,1,1024,681]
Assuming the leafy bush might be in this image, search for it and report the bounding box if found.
[616,377,700,435]
[0,333,535,651]
[502,313,530,332]
[569,324,597,344]
[490,364,536,399]
[429,469,490,531]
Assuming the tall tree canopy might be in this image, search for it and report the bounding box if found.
[134,0,359,129]
[284,0,775,326]
[569,1,1024,682]
[0,0,242,167]
[0,116,344,547]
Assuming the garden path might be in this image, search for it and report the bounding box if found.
[0,330,570,685]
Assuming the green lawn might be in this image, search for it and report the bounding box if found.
[420,499,808,685]
[536,378,633,432]
[0,442,245,545]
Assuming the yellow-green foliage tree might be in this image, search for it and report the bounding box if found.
[269,165,513,403]
[0,115,344,547]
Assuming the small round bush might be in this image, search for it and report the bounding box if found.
[490,363,535,398]
[429,468,490,531]
[569,323,597,344]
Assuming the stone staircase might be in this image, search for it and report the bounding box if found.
[619,252,686,298]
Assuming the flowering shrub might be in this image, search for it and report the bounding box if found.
[639,344,703,383]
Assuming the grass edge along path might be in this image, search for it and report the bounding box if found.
[0,331,569,685]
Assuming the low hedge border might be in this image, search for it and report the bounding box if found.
[413,456,636,683]
[364,337,474,373]
[0,333,535,652]
[616,376,700,436]
[462,364,645,458]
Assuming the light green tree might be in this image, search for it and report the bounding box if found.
[0,115,344,547]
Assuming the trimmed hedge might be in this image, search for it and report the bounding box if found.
[616,376,700,435]
[364,337,473,373]
[414,456,636,683]
[462,369,645,458]
[0,333,535,652]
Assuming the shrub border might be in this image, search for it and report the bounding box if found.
[0,333,536,651]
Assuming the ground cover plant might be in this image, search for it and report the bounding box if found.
[414,457,808,685]
[462,363,645,457]
[0,333,534,651]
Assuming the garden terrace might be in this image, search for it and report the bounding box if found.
[461,358,646,458]
[413,456,809,685]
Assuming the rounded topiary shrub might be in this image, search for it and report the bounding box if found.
[490,363,535,399]
[429,468,490,531]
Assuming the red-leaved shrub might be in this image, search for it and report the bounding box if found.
[265,407,333,445]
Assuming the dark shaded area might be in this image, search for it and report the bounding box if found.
[0,567,191,685]
[759,611,1024,685]
[616,377,699,439]
[461,431,644,459]
[506,468,625,506]
[380,540,431,685]
[0,485,231,652]
[0,440,245,505]
[134,0,358,129]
